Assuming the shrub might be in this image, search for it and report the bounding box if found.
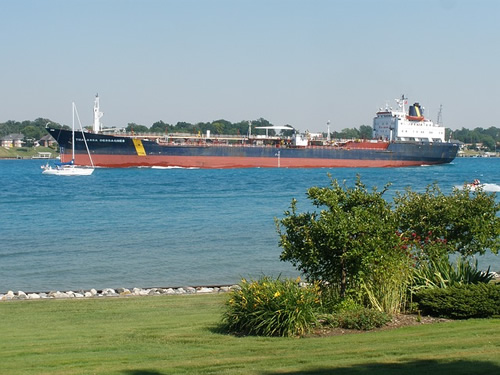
[276,176,403,302]
[412,255,494,291]
[361,254,414,314]
[322,306,391,331]
[277,178,500,316]
[316,284,342,313]
[221,276,322,337]
[415,283,500,319]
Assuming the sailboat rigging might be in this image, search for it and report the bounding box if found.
[42,102,95,175]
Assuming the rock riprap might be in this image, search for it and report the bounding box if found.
[0,285,238,301]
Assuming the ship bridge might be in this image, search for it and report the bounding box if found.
[373,96,446,143]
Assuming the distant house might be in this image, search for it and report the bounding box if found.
[37,134,57,147]
[1,134,24,148]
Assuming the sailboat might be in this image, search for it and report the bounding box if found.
[42,102,95,175]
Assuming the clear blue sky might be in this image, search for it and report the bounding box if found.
[1,0,498,133]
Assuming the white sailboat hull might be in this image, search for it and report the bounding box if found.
[42,165,94,176]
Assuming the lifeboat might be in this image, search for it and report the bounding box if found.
[406,115,425,121]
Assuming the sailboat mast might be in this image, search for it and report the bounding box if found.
[72,102,75,162]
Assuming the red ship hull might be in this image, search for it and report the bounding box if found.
[48,128,459,169]
[61,151,450,169]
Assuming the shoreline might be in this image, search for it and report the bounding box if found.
[0,285,239,301]
[2,272,499,301]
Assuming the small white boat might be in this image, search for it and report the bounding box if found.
[464,179,483,190]
[456,181,500,192]
[42,102,95,176]
[41,162,94,176]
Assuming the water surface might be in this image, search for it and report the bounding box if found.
[1,158,498,291]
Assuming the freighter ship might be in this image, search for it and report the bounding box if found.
[46,95,459,168]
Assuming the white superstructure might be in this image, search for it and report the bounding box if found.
[93,94,103,133]
[373,95,446,142]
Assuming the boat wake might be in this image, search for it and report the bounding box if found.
[455,183,500,192]
[480,183,500,192]
[151,166,199,170]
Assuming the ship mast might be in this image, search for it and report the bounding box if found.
[93,94,103,133]
[396,94,408,114]
[437,104,443,126]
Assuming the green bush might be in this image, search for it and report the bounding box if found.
[412,255,494,290]
[321,306,391,330]
[221,276,322,337]
[415,283,500,319]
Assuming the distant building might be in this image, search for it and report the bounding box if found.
[37,134,57,148]
[1,134,24,148]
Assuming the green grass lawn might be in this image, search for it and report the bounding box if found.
[0,294,499,374]
[0,146,57,159]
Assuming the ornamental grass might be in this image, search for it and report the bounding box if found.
[221,276,322,337]
[412,255,494,291]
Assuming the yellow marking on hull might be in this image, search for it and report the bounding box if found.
[132,139,146,156]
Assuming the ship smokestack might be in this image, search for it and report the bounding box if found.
[409,103,423,117]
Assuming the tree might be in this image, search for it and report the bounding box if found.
[212,121,225,135]
[481,134,495,151]
[21,125,43,144]
[125,123,149,133]
[451,126,500,151]
[340,128,360,139]
[276,177,500,313]
[252,118,273,136]
[394,184,500,259]
[173,121,194,133]
[276,176,402,300]
[234,120,252,136]
[359,125,373,139]
[32,118,53,128]
[0,120,19,135]
[150,121,170,133]
[446,128,453,140]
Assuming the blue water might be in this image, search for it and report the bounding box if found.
[1,158,499,292]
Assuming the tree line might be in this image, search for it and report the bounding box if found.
[1,117,499,151]
[452,126,499,151]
